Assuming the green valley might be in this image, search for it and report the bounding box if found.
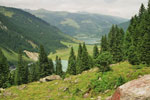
[26,9,128,38]
[0,6,72,53]
[0,0,150,100]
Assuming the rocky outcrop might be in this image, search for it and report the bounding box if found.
[39,75,62,82]
[110,75,150,100]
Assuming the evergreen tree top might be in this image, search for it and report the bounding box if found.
[148,0,150,13]
[139,3,146,17]
[82,42,87,52]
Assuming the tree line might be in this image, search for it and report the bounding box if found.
[100,1,150,67]
[67,0,150,75]
[0,45,63,88]
[67,43,94,75]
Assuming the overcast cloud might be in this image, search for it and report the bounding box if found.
[0,0,148,18]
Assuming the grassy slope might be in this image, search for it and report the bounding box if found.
[1,62,150,100]
[1,48,32,64]
[48,41,99,60]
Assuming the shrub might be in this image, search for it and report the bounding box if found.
[95,52,113,72]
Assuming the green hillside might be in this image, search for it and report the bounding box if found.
[118,21,130,31]
[26,9,128,38]
[0,6,72,53]
[0,47,32,65]
[0,62,150,100]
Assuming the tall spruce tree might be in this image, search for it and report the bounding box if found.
[76,43,83,74]
[93,45,99,59]
[113,28,124,62]
[0,49,10,88]
[107,25,125,63]
[123,31,132,60]
[101,35,108,53]
[67,47,76,75]
[56,56,63,76]
[81,43,90,71]
[140,33,150,65]
[49,58,54,74]
[14,50,25,85]
[39,45,53,77]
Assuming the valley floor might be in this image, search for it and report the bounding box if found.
[48,41,97,60]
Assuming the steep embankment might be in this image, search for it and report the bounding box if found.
[0,62,150,100]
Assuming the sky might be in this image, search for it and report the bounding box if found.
[0,0,148,18]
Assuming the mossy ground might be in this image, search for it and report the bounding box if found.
[0,62,150,100]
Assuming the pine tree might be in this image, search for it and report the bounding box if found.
[67,47,76,75]
[14,50,23,85]
[124,31,132,60]
[0,49,10,88]
[81,43,90,71]
[113,28,124,62]
[76,43,83,74]
[55,56,59,75]
[56,56,63,76]
[107,25,125,63]
[148,0,150,13]
[101,35,108,53]
[128,45,140,65]
[93,45,99,59]
[22,64,29,84]
[49,58,54,74]
[39,45,53,77]
[139,3,146,17]
[140,33,150,65]
[108,25,116,52]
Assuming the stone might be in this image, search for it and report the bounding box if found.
[83,93,90,98]
[55,82,58,85]
[17,85,27,90]
[3,91,12,96]
[74,79,79,84]
[64,77,71,81]
[97,96,101,100]
[110,75,150,100]
[105,96,112,100]
[39,75,62,82]
[63,87,69,92]
[0,88,5,93]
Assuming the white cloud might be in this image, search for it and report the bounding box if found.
[0,0,148,18]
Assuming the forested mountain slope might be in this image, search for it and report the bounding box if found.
[0,6,72,53]
[26,9,128,37]
[118,21,130,31]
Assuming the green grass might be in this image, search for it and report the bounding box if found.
[0,62,150,100]
[60,18,80,29]
[1,48,32,64]
[48,41,99,60]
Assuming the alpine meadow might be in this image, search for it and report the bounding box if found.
[0,0,150,100]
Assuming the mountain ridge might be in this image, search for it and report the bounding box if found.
[0,6,73,53]
[25,9,128,38]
